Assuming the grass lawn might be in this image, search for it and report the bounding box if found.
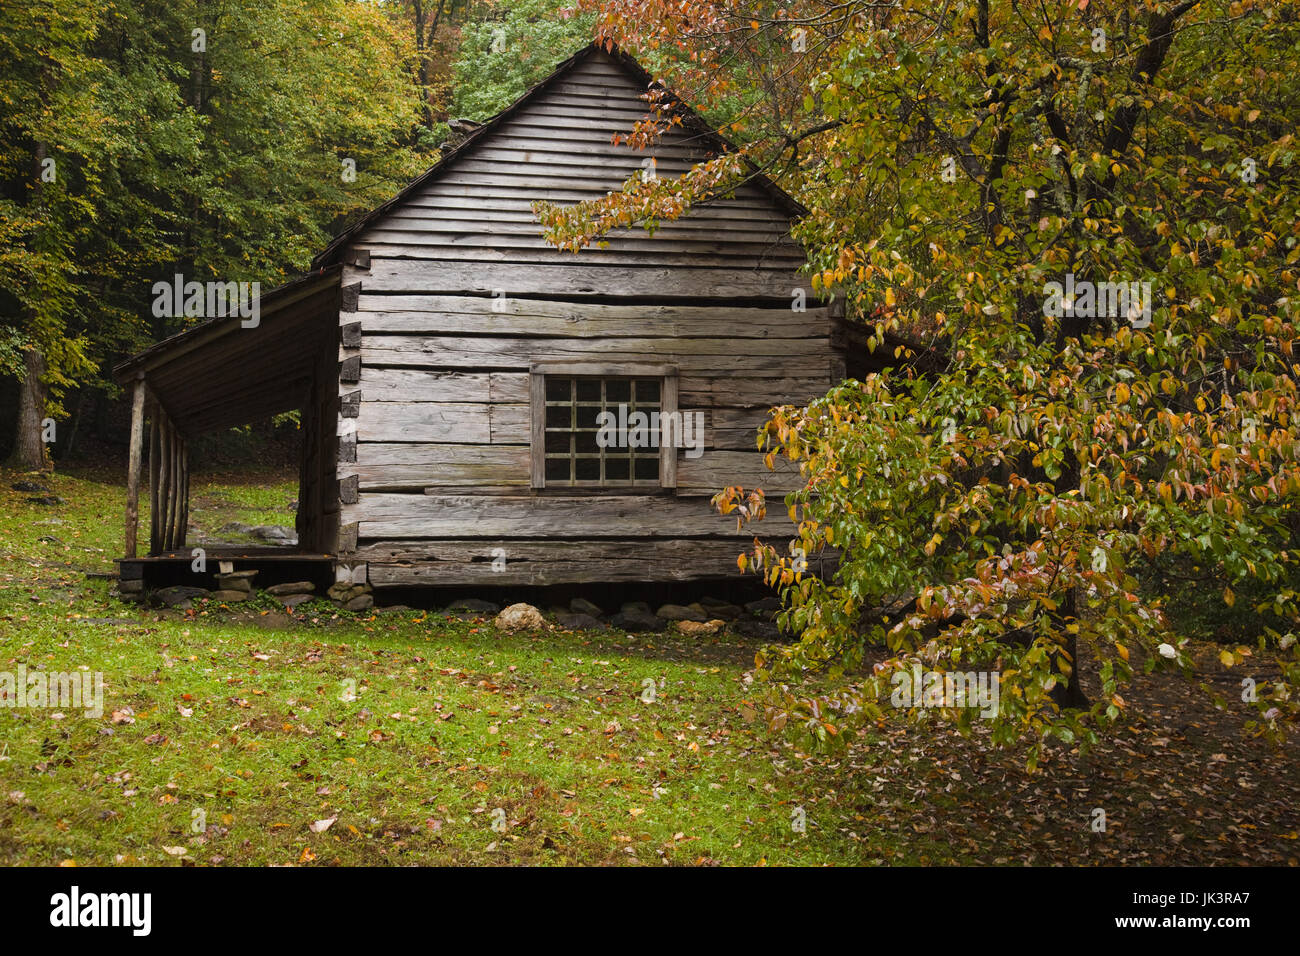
[0,466,1296,866]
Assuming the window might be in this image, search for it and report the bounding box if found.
[530,363,678,490]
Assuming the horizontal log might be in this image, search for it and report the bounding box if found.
[352,369,528,403]
[676,450,806,493]
[362,538,824,587]
[343,493,797,539]
[358,334,828,372]
[512,101,655,122]
[349,257,803,299]
[680,376,830,408]
[350,243,804,270]
[357,293,822,321]
[484,121,669,145]
[354,402,529,443]
[376,211,791,238]
[353,227,801,257]
[468,141,705,164]
[357,309,824,339]
[450,157,696,181]
[464,143,705,166]
[401,192,787,221]
[341,444,531,490]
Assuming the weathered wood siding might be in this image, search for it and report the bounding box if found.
[331,48,841,586]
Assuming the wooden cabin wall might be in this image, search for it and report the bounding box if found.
[334,291,840,586]
[329,49,844,586]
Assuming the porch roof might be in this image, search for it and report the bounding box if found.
[112,266,342,436]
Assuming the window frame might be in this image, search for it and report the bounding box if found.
[529,362,679,492]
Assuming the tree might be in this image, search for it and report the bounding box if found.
[449,0,595,122]
[0,0,432,464]
[543,0,1300,760]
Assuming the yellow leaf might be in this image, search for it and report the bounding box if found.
[1223,587,1235,607]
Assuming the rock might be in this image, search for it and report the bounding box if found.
[620,601,651,615]
[744,597,783,618]
[732,618,782,641]
[611,608,666,633]
[698,597,742,620]
[569,597,604,617]
[656,603,707,622]
[375,604,412,614]
[278,594,314,609]
[217,569,258,581]
[673,619,726,637]
[555,612,603,631]
[26,495,64,506]
[211,589,251,603]
[327,582,369,603]
[251,525,296,544]
[218,521,254,535]
[344,594,374,611]
[37,535,62,545]
[214,575,254,593]
[448,598,501,615]
[11,480,49,493]
[117,579,144,593]
[267,581,315,596]
[154,586,208,608]
[494,603,545,632]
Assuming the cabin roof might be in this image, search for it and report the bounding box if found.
[310,41,806,270]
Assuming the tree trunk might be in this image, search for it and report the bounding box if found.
[1049,587,1090,709]
[6,348,51,472]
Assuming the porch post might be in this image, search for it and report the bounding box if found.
[124,376,146,558]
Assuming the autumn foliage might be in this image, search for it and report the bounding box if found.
[544,1,1300,760]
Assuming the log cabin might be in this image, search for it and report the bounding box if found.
[113,42,848,592]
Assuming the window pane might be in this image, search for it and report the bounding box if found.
[545,457,570,482]
[574,431,599,455]
[575,457,600,481]
[634,456,659,481]
[545,431,571,455]
[634,379,660,404]
[605,457,630,481]
[605,379,630,403]
[576,404,601,429]
[576,379,601,402]
[545,404,572,429]
[546,377,571,402]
